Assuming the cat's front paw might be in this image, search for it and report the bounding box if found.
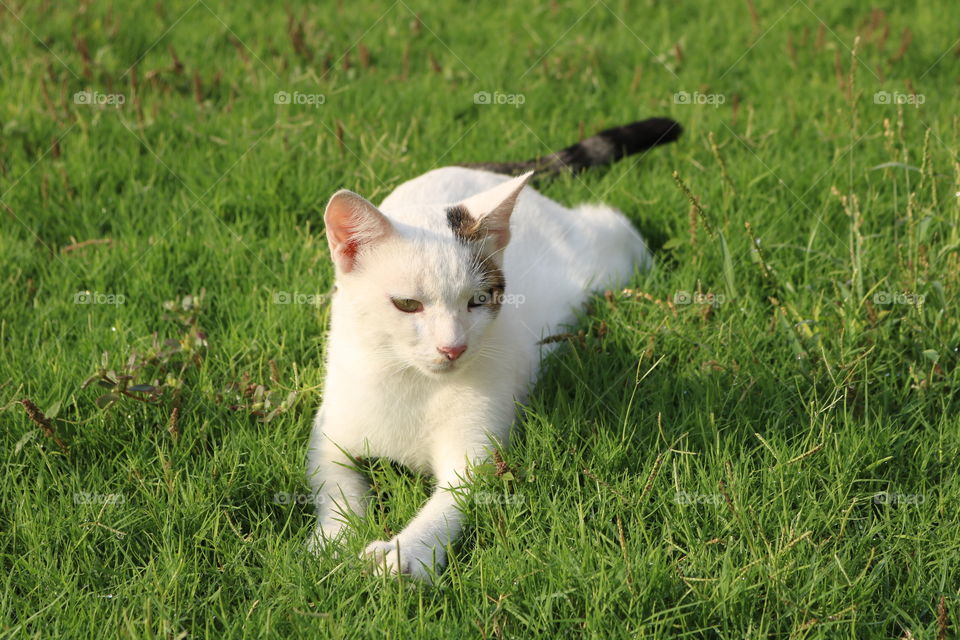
[361,539,443,583]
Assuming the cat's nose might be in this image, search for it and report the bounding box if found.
[437,344,467,361]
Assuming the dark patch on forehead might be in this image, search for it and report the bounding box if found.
[478,256,505,290]
[445,205,470,235]
[476,255,506,317]
[448,204,508,316]
[445,204,484,244]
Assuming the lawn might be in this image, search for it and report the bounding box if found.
[2,0,959,637]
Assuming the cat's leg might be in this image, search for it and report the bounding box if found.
[306,417,370,554]
[362,463,467,583]
[362,431,494,581]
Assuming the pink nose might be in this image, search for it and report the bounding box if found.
[438,344,467,361]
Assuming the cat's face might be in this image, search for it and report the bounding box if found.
[338,236,501,376]
[324,173,531,377]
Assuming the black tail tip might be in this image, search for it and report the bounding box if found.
[593,117,683,161]
[627,117,684,147]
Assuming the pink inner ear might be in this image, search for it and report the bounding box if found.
[324,190,391,272]
[486,219,510,250]
[340,238,360,261]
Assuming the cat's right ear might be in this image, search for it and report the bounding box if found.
[324,190,393,273]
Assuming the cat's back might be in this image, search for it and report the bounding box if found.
[379,166,649,340]
[379,167,511,213]
[378,167,578,243]
[380,166,647,277]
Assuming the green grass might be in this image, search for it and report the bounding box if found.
[2,0,959,637]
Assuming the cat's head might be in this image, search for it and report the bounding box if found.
[323,172,533,377]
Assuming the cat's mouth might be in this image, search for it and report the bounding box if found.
[422,359,460,375]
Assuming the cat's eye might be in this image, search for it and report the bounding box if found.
[391,297,424,313]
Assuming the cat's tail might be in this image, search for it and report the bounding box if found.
[458,117,682,177]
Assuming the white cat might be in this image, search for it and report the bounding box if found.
[306,118,681,581]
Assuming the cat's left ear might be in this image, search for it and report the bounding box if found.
[324,190,393,273]
[455,171,534,256]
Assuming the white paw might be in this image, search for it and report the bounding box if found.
[361,538,444,583]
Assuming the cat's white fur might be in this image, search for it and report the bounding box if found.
[307,167,650,581]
